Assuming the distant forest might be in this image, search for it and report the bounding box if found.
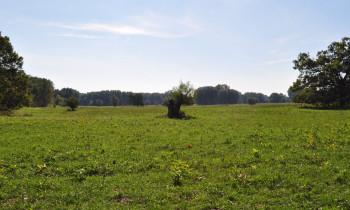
[28,76,291,107]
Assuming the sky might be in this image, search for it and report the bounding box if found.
[1,0,349,95]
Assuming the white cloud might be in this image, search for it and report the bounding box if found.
[268,50,293,56]
[46,12,201,38]
[57,33,95,39]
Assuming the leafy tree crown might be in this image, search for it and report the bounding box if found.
[291,37,350,107]
[171,81,195,106]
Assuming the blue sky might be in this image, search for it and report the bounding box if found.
[1,0,349,95]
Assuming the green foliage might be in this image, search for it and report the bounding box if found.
[110,95,119,107]
[242,92,269,104]
[54,88,80,106]
[291,37,350,107]
[95,99,103,106]
[28,76,54,107]
[170,160,192,186]
[161,97,171,106]
[1,105,350,208]
[167,81,195,118]
[0,32,31,113]
[58,88,80,99]
[171,81,195,106]
[79,91,170,106]
[54,94,65,106]
[247,97,258,105]
[65,97,79,111]
[269,92,287,103]
[195,84,240,105]
[128,93,144,107]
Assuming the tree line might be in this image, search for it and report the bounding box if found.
[48,85,289,107]
[24,77,292,108]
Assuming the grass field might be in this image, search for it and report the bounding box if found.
[0,104,349,209]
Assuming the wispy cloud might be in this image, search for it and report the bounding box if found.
[268,50,293,56]
[57,33,95,39]
[264,58,294,65]
[46,12,201,38]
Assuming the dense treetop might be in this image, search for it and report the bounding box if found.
[291,37,350,107]
[28,76,54,107]
[0,32,30,113]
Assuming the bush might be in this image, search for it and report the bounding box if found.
[247,97,258,105]
[167,81,195,119]
[66,97,79,111]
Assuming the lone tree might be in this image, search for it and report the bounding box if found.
[66,97,79,111]
[247,97,258,105]
[167,81,195,119]
[0,32,31,113]
[290,37,350,107]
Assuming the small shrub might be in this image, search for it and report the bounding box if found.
[248,97,258,105]
[66,97,79,111]
[171,160,192,186]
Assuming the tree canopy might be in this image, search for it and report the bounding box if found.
[167,81,195,119]
[172,81,195,106]
[269,93,287,103]
[195,85,240,105]
[0,32,30,113]
[241,92,269,104]
[66,97,79,111]
[29,76,54,107]
[129,93,144,107]
[247,97,258,105]
[110,95,119,107]
[54,88,80,106]
[290,37,350,107]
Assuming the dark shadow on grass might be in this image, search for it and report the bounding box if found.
[156,114,197,120]
[298,105,350,110]
[0,110,13,116]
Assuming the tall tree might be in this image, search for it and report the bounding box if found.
[241,92,269,104]
[0,32,31,113]
[111,95,119,107]
[28,76,54,107]
[215,84,230,91]
[290,37,350,107]
[95,99,103,106]
[195,86,218,105]
[269,93,285,103]
[54,88,80,106]
[129,93,144,107]
[58,88,80,99]
[217,88,240,104]
[195,85,240,105]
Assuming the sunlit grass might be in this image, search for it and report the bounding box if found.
[0,104,349,208]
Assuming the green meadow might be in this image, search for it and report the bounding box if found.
[0,104,349,209]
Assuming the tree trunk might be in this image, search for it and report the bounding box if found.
[167,99,181,118]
